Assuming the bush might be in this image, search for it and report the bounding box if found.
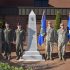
[54,11,61,31]
[0,19,4,28]
[54,11,62,43]
[0,62,32,70]
[0,62,23,70]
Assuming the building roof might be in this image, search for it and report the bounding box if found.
[49,0,70,8]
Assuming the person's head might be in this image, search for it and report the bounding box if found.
[47,21,52,27]
[5,22,9,29]
[17,24,21,30]
[60,23,64,29]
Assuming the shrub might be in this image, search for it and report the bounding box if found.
[0,62,23,70]
[54,11,62,43]
[0,19,4,28]
[54,11,61,31]
[0,62,32,70]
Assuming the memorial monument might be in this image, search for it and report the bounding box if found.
[19,10,43,61]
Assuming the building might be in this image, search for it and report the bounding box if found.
[0,0,70,29]
[0,0,70,51]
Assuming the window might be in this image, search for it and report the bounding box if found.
[34,0,49,7]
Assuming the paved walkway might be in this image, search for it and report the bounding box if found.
[0,52,70,70]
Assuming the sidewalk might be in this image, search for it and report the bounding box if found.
[0,52,70,70]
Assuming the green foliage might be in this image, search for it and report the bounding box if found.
[0,62,32,70]
[28,67,32,70]
[54,11,61,31]
[0,19,4,28]
[0,62,23,70]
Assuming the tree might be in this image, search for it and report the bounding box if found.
[54,11,61,43]
[54,11,61,31]
[0,19,4,28]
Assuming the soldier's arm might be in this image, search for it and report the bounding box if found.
[57,30,59,34]
[13,30,16,42]
[44,34,47,42]
[22,29,25,41]
[1,30,4,42]
[52,29,55,42]
[10,29,13,42]
[44,28,47,42]
[2,29,5,43]
[66,29,69,43]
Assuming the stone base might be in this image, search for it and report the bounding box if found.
[19,51,44,61]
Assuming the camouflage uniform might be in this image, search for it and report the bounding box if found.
[4,28,12,59]
[57,28,68,60]
[15,29,24,59]
[46,27,54,60]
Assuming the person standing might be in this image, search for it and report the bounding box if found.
[46,21,54,60]
[4,22,12,60]
[57,23,68,60]
[15,24,24,60]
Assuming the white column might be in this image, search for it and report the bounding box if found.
[19,10,44,61]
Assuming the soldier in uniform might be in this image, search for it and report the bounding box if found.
[14,24,24,60]
[46,21,54,60]
[4,23,12,60]
[57,23,68,60]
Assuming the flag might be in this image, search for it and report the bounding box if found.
[38,11,46,46]
[41,11,46,34]
[67,14,70,39]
